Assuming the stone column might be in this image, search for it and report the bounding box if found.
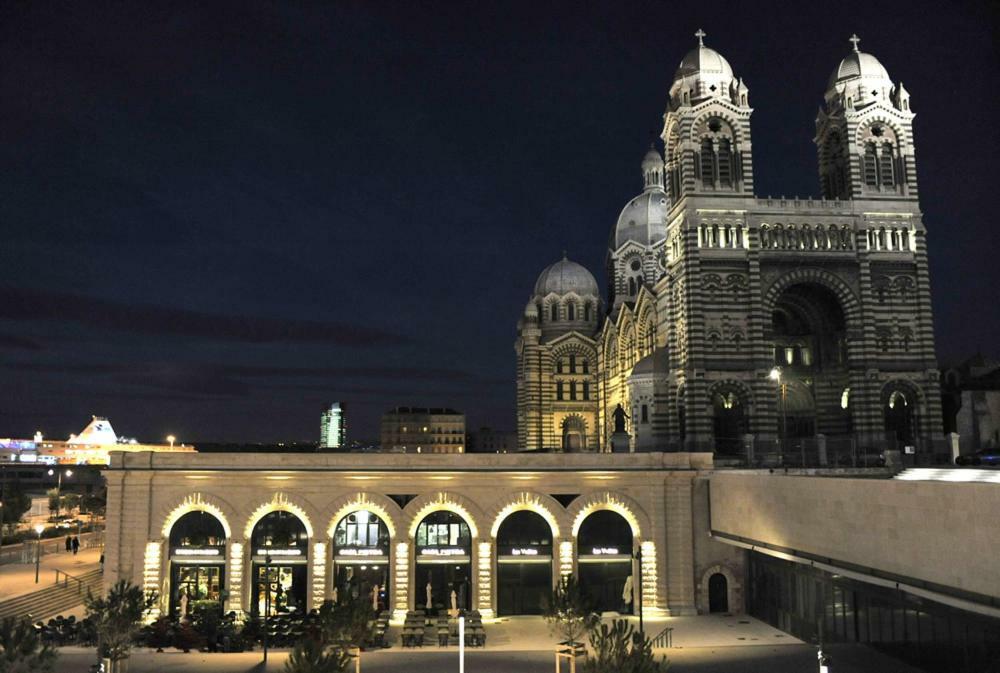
[817,433,828,466]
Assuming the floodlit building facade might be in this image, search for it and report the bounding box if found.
[517,33,942,457]
[320,403,346,449]
[380,407,466,454]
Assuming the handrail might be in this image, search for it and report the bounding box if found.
[54,568,88,594]
[651,625,673,649]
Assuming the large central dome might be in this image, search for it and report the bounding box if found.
[534,255,599,297]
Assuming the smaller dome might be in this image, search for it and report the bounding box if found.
[630,354,655,376]
[670,30,737,106]
[674,44,733,82]
[641,146,662,170]
[611,190,668,250]
[534,255,599,297]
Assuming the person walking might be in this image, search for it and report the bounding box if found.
[65,535,72,553]
[71,536,79,555]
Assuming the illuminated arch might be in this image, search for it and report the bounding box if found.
[159,492,234,539]
[243,492,315,539]
[487,491,565,539]
[325,492,403,540]
[568,491,649,539]
[762,267,861,330]
[404,492,483,539]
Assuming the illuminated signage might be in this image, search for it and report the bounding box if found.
[255,548,302,556]
[337,549,384,557]
[511,548,539,556]
[420,548,465,556]
[591,547,620,555]
[174,548,221,556]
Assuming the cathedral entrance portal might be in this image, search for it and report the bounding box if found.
[883,385,916,449]
[561,416,586,452]
[712,390,747,455]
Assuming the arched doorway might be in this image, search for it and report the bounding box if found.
[577,510,634,614]
[709,573,729,613]
[562,416,586,451]
[414,511,473,615]
[332,510,390,611]
[168,511,226,618]
[884,385,916,449]
[250,511,309,616]
[496,510,553,615]
[771,282,851,439]
[712,389,747,455]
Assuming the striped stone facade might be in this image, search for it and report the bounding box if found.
[517,34,941,456]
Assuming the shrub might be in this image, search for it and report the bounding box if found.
[84,580,158,666]
[582,619,670,673]
[284,637,350,673]
[0,616,58,672]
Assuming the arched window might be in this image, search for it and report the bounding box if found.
[570,381,577,400]
[717,138,733,187]
[581,358,589,374]
[569,354,577,373]
[641,404,649,423]
[583,382,590,400]
[584,303,591,321]
[556,381,564,401]
[863,143,878,187]
[879,142,895,186]
[700,139,715,185]
[551,304,558,322]
[567,303,575,321]
[628,277,636,296]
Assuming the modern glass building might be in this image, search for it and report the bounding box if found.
[320,403,346,449]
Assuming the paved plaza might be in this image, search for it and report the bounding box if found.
[40,615,923,672]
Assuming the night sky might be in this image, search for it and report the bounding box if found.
[1,1,997,443]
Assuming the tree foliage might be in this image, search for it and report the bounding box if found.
[582,620,670,673]
[84,580,158,663]
[0,617,57,673]
[0,485,30,526]
[542,574,600,646]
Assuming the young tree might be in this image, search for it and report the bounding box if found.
[0,616,57,673]
[46,490,60,517]
[582,620,670,673]
[542,574,600,647]
[84,580,158,672]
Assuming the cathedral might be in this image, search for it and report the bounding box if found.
[516,32,941,457]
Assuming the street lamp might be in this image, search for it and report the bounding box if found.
[34,524,44,583]
[633,547,644,639]
[166,435,176,448]
[47,468,73,517]
[769,367,787,458]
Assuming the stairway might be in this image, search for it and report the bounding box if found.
[0,569,103,622]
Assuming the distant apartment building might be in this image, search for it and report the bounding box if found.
[465,427,519,453]
[320,403,346,449]
[380,407,465,453]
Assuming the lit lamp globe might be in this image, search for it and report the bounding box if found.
[34,524,45,537]
[166,435,176,448]
[768,367,782,382]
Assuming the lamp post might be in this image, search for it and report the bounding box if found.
[47,468,72,517]
[34,524,44,583]
[769,368,787,460]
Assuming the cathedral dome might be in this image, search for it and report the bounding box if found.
[826,35,893,97]
[534,255,599,297]
[611,190,669,250]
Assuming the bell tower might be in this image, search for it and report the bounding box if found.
[661,30,753,201]
[816,35,917,200]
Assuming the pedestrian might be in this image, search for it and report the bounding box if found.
[65,535,72,553]
[71,536,79,555]
[99,552,104,570]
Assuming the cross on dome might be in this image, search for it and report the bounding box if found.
[695,29,706,46]
[848,34,861,52]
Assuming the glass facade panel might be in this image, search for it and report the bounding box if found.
[748,552,1000,673]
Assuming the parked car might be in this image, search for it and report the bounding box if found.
[955,448,1000,467]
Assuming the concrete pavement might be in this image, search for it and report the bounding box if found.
[0,547,102,602]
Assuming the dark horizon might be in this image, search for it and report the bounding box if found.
[2,1,997,443]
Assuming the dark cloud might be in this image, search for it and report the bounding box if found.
[0,286,409,347]
[0,332,42,350]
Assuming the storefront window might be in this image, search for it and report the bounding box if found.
[168,511,227,618]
